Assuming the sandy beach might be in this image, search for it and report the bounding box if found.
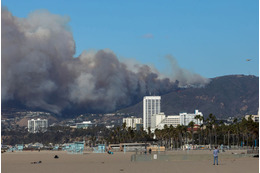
[1,150,258,173]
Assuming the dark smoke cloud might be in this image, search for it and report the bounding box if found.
[2,8,209,114]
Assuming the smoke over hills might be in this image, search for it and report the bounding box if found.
[2,8,209,114]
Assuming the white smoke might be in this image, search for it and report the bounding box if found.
[165,55,210,87]
[2,8,209,114]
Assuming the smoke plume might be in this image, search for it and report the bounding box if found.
[2,8,209,114]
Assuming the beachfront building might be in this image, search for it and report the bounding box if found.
[123,117,142,129]
[245,114,259,122]
[156,115,181,129]
[179,110,203,126]
[76,121,93,129]
[28,118,48,133]
[151,112,166,129]
[152,110,203,130]
[143,96,161,131]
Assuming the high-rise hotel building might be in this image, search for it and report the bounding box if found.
[143,96,161,131]
[28,118,48,133]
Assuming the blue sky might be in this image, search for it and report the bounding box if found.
[2,0,259,78]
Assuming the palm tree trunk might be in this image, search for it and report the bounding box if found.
[203,130,206,145]
[199,134,201,145]
[186,132,188,145]
[233,134,235,148]
[246,134,249,149]
[237,134,239,148]
[192,129,194,148]
[215,129,217,146]
[179,133,182,149]
[242,134,245,149]
[228,131,230,149]
[224,134,225,146]
[209,129,212,148]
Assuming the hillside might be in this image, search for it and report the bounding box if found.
[118,75,259,119]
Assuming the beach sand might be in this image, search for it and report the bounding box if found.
[1,150,259,173]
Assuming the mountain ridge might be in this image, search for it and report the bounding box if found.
[2,75,259,120]
[117,75,259,119]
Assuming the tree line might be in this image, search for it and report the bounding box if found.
[154,114,259,149]
[2,114,259,150]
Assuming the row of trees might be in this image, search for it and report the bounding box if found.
[153,114,259,149]
[2,125,109,146]
[103,114,258,150]
[2,114,259,150]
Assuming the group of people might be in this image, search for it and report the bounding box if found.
[143,148,152,154]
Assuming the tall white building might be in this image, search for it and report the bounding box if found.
[123,117,142,129]
[28,118,48,133]
[143,96,161,131]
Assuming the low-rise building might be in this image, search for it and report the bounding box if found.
[76,121,93,129]
[123,116,142,129]
[157,115,180,129]
[180,110,203,126]
[245,114,259,122]
[151,110,203,131]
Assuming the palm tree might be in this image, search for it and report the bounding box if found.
[163,125,170,149]
[183,126,188,146]
[217,121,226,146]
[139,127,147,142]
[195,115,204,145]
[147,127,153,139]
[206,114,216,148]
[240,118,249,148]
[194,115,201,126]
[200,116,205,145]
[205,118,210,146]
[154,128,163,146]
[169,125,175,150]
[116,126,121,143]
[233,118,241,148]
[246,116,259,149]
[188,121,195,148]
[194,114,203,145]
[176,125,183,149]
[127,127,134,143]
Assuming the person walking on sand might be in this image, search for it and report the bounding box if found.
[213,146,219,165]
